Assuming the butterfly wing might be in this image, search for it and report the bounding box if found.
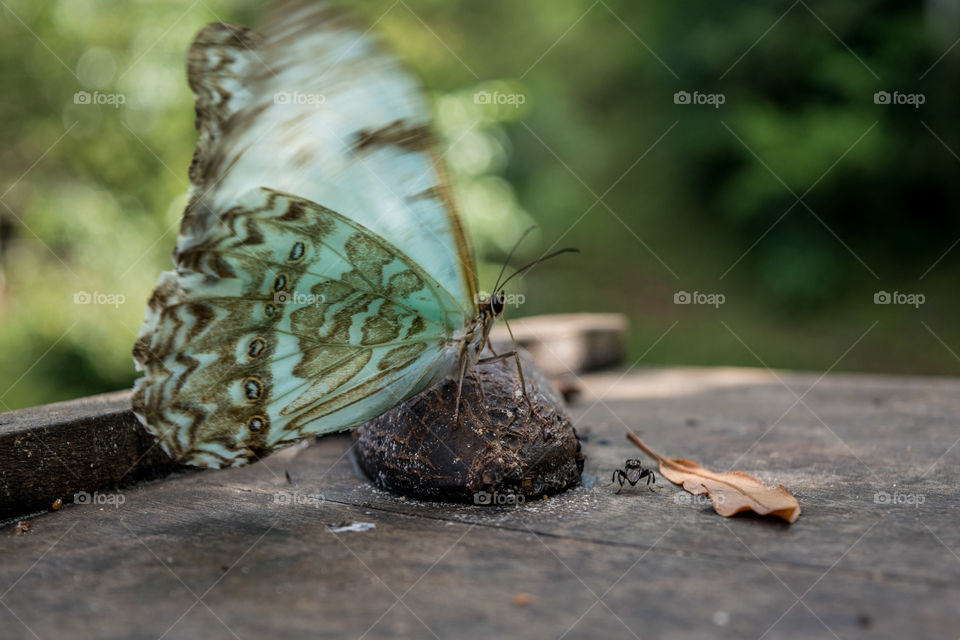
[184,2,478,313]
[133,4,480,467]
[133,188,465,467]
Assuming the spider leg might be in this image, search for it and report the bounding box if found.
[634,468,649,487]
[613,470,625,494]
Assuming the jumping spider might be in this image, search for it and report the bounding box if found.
[612,459,656,494]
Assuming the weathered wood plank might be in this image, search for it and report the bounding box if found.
[489,313,628,377]
[0,390,177,520]
[1,367,959,639]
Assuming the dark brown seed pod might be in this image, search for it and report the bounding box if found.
[353,351,583,503]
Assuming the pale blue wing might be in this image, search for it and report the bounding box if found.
[133,4,483,467]
[134,188,465,467]
[183,2,478,316]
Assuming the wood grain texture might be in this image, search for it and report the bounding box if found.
[0,391,177,520]
[1,366,959,639]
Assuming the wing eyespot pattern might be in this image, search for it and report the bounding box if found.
[247,414,267,433]
[247,336,267,358]
[288,241,306,263]
[243,376,263,401]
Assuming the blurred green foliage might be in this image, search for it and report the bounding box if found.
[1,0,959,410]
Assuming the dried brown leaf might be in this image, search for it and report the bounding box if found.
[628,433,801,524]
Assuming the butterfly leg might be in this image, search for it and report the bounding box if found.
[476,351,514,365]
[509,350,541,421]
[452,344,471,427]
[469,366,495,423]
[476,350,549,424]
[490,316,550,423]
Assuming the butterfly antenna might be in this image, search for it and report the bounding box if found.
[492,226,536,294]
[497,248,580,290]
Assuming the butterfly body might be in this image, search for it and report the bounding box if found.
[132,4,497,467]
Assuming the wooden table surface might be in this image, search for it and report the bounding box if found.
[2,366,958,639]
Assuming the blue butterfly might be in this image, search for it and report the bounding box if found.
[132,4,567,467]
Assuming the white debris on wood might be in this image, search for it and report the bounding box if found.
[328,522,376,533]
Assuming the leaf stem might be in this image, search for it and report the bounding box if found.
[626,432,665,462]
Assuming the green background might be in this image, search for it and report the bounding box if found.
[1,0,958,411]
